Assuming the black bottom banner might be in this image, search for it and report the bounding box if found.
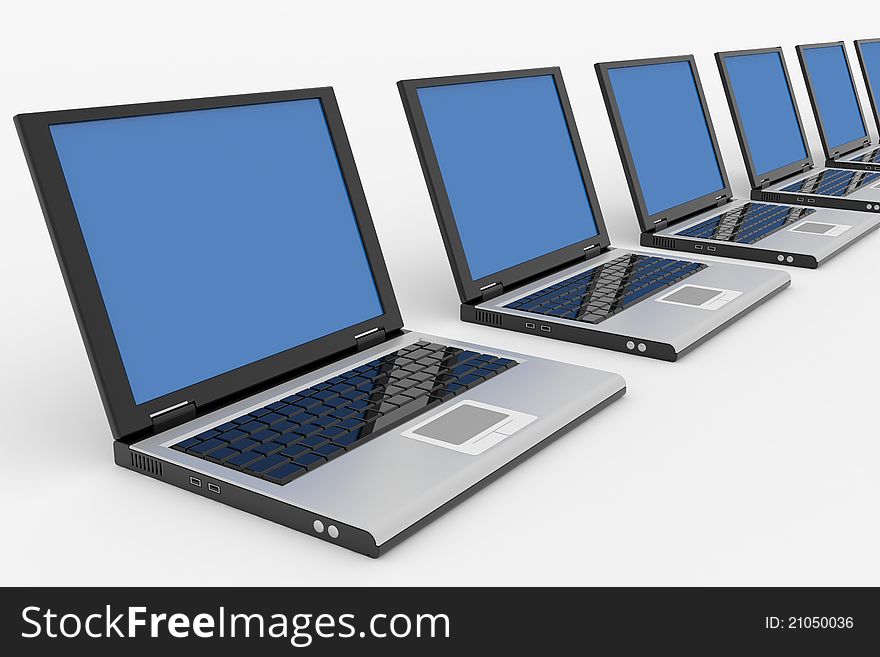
[1,587,876,654]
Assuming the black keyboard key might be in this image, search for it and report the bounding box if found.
[314,443,345,460]
[244,454,290,475]
[205,447,239,463]
[213,421,239,433]
[173,436,204,452]
[227,436,259,452]
[252,442,284,456]
[280,444,312,460]
[238,420,268,434]
[292,452,326,470]
[289,397,323,411]
[258,412,288,426]
[187,438,226,456]
[299,435,330,449]
[223,450,264,469]
[263,462,306,485]
[293,424,323,438]
[250,428,280,443]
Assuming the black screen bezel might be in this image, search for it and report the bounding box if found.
[398,67,611,304]
[715,46,815,189]
[15,88,404,440]
[796,41,870,160]
[854,38,880,138]
[595,54,733,233]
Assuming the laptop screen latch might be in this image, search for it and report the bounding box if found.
[715,194,728,207]
[150,400,197,433]
[652,218,668,231]
[355,327,386,351]
[759,179,771,190]
[479,282,504,302]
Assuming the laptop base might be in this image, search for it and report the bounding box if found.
[752,187,880,214]
[115,385,625,558]
[639,232,819,269]
[825,157,880,173]
[464,278,791,362]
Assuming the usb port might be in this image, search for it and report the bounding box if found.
[807,199,815,203]
[525,322,536,329]
[540,325,551,333]
[694,244,703,250]
[207,483,221,494]
[707,245,717,252]
[189,477,202,488]
[797,197,804,201]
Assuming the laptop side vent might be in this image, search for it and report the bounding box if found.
[653,236,677,250]
[475,309,503,326]
[131,452,163,477]
[763,192,782,203]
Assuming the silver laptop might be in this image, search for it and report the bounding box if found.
[716,47,880,215]
[595,55,879,269]
[398,67,790,362]
[15,88,625,557]
[797,41,880,172]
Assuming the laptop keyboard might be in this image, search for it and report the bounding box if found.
[850,147,880,163]
[504,254,706,324]
[172,341,517,485]
[781,168,880,196]
[676,202,816,244]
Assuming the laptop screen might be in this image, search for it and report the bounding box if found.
[49,99,384,404]
[800,44,867,150]
[857,41,880,124]
[415,75,599,282]
[606,60,726,216]
[721,51,809,176]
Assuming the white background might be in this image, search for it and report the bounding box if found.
[1,0,878,586]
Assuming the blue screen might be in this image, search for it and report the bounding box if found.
[858,41,880,125]
[607,61,726,216]
[416,75,599,281]
[50,100,384,404]
[722,52,809,176]
[801,45,867,150]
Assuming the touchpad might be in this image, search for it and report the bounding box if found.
[412,404,509,445]
[789,221,851,237]
[403,401,537,455]
[655,284,742,310]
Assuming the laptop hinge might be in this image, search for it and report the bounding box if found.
[802,162,813,171]
[583,244,602,259]
[759,178,771,190]
[355,327,386,351]
[480,282,504,302]
[150,400,197,433]
[652,218,668,231]
[715,194,729,207]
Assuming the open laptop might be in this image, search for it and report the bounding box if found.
[716,47,880,214]
[595,55,879,268]
[796,41,880,172]
[15,88,626,557]
[398,68,790,361]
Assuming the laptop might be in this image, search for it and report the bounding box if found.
[398,68,790,362]
[15,88,626,557]
[595,55,880,269]
[796,41,880,172]
[716,47,880,215]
